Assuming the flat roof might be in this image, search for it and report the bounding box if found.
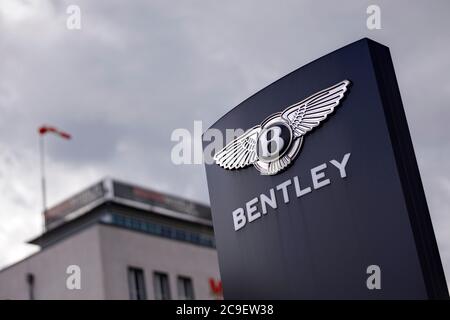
[43,178,212,231]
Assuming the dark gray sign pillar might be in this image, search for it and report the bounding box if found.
[203,38,448,299]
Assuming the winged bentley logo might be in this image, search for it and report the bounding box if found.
[213,80,351,175]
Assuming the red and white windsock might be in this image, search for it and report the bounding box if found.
[38,125,72,140]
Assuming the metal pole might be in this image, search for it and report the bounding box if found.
[39,134,47,232]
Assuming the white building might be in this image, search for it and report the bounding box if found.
[0,179,221,300]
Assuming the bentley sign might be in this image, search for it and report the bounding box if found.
[203,38,448,299]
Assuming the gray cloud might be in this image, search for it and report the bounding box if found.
[0,0,449,287]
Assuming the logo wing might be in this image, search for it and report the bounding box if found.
[213,126,261,170]
[281,80,350,138]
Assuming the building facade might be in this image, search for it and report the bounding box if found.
[0,179,221,300]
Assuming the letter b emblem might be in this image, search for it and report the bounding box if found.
[257,123,291,162]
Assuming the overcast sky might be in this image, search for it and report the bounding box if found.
[0,0,449,286]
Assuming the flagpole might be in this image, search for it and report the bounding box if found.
[38,125,71,233]
[39,134,47,232]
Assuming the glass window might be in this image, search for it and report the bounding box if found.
[26,273,35,300]
[109,214,215,248]
[127,267,147,300]
[135,219,141,229]
[161,226,171,237]
[153,272,171,300]
[177,276,194,300]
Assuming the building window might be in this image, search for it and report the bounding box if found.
[127,267,147,300]
[153,272,171,300]
[26,273,35,300]
[108,213,215,249]
[177,276,194,300]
